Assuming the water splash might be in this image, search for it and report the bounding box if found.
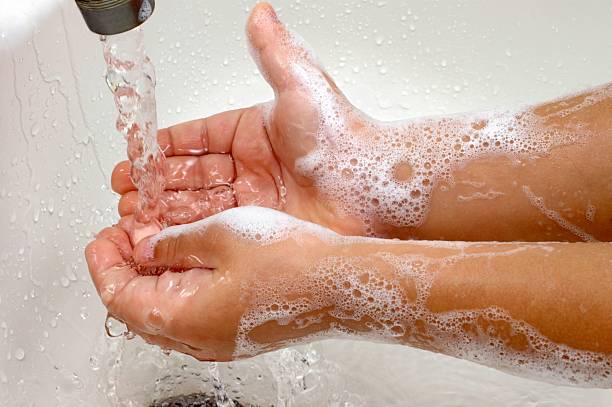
[209,362,236,407]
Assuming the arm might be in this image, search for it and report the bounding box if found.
[85,207,612,387]
[390,84,612,242]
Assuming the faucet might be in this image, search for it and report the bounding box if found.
[75,0,155,35]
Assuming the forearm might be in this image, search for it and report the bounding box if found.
[314,238,612,386]
[294,84,611,241]
[101,204,611,383]
[387,84,612,241]
[398,84,612,242]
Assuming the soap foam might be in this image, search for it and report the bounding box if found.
[522,185,597,242]
[137,207,610,387]
[145,206,343,259]
[235,247,612,387]
[252,18,610,235]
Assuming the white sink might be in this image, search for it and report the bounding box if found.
[1,0,610,405]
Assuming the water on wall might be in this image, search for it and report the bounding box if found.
[1,0,611,406]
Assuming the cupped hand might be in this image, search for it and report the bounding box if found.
[111,3,375,238]
[85,206,339,361]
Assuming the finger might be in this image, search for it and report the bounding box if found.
[96,226,133,260]
[111,160,132,194]
[117,215,135,236]
[87,240,215,338]
[165,155,236,191]
[132,218,225,270]
[247,3,322,93]
[125,109,249,161]
[158,109,247,157]
[111,154,236,195]
[114,269,214,338]
[116,215,163,246]
[119,186,237,224]
[85,237,139,308]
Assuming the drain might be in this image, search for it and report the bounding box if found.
[150,393,248,407]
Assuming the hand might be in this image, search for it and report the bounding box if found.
[110,3,612,243]
[111,3,388,238]
[85,206,337,361]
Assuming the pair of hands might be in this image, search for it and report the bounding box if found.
[86,3,372,361]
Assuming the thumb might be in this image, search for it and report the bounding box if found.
[247,3,327,94]
[133,222,220,271]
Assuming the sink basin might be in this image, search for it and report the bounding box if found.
[1,0,611,405]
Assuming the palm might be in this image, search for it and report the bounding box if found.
[112,4,365,235]
[112,95,347,233]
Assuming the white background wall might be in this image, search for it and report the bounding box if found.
[0,0,611,405]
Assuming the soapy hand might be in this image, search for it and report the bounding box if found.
[85,206,335,361]
[112,3,368,238]
[85,0,612,382]
[111,2,612,243]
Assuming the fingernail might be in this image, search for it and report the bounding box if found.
[131,221,162,246]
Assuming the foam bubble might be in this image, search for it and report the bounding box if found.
[522,185,597,242]
[146,206,342,256]
[234,248,612,387]
[585,204,597,223]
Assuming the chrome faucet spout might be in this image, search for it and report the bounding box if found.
[75,0,155,35]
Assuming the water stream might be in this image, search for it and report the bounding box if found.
[100,27,244,406]
[101,28,165,226]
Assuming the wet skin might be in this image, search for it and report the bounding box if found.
[111,6,611,242]
[86,206,612,386]
[87,2,612,385]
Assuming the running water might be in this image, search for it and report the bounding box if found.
[101,28,165,228]
[209,363,236,407]
[98,27,245,406]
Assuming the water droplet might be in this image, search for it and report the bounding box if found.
[89,355,100,371]
[71,373,84,389]
[104,314,127,338]
[14,348,25,361]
